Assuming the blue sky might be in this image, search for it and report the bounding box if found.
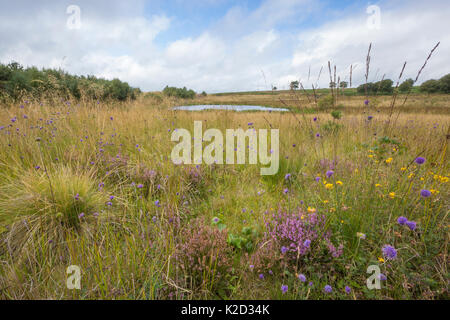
[0,0,449,92]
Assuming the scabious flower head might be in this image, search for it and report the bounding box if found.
[313,117,317,121]
[397,216,408,225]
[356,232,366,240]
[303,239,311,248]
[326,170,334,178]
[154,200,161,207]
[364,99,369,105]
[368,115,373,120]
[382,244,397,260]
[405,220,417,231]
[78,212,85,219]
[285,173,291,180]
[420,189,431,198]
[281,246,288,254]
[315,176,321,182]
[281,285,288,294]
[345,286,351,294]
[259,273,264,279]
[298,274,306,282]
[137,183,144,188]
[415,157,425,165]
[378,273,387,281]
[324,285,332,293]
[283,188,289,194]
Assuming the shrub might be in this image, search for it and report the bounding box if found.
[0,61,139,102]
[420,79,440,94]
[249,208,343,275]
[398,78,414,93]
[173,220,234,297]
[318,95,334,110]
[330,110,342,120]
[162,85,196,99]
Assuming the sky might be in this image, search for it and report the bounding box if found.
[0,0,449,93]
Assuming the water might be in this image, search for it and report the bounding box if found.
[172,105,289,112]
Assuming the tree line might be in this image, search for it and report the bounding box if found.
[288,73,449,95]
[0,61,140,102]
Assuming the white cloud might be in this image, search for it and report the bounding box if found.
[0,0,448,92]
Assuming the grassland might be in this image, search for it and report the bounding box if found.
[0,91,448,300]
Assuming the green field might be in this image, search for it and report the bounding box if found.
[0,90,448,300]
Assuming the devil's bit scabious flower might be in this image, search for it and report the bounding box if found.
[259,274,264,280]
[406,220,417,231]
[364,99,369,105]
[281,246,288,254]
[326,170,334,178]
[382,245,397,260]
[397,216,408,225]
[345,286,351,294]
[298,274,306,282]
[303,239,311,248]
[324,285,332,293]
[415,157,425,165]
[281,285,288,294]
[420,189,431,198]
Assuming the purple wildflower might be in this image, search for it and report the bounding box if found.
[324,285,332,293]
[78,212,85,219]
[281,285,288,294]
[303,239,311,248]
[364,99,369,105]
[154,200,161,207]
[382,244,397,260]
[298,274,306,282]
[326,170,334,178]
[285,173,291,180]
[259,273,264,280]
[137,183,144,188]
[283,188,289,194]
[74,193,80,201]
[415,157,425,165]
[397,216,408,225]
[405,220,417,231]
[345,286,351,294]
[281,246,288,254]
[378,273,387,281]
[420,189,431,198]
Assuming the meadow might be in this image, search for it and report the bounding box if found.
[0,89,448,300]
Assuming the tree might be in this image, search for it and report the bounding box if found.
[438,74,450,93]
[420,79,440,94]
[289,80,299,90]
[398,78,414,93]
[339,81,348,88]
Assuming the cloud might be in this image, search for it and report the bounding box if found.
[0,0,448,92]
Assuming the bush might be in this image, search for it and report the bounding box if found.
[357,79,393,94]
[173,220,234,297]
[420,79,440,94]
[318,95,334,110]
[0,61,139,102]
[162,85,196,99]
[398,78,414,93]
[249,208,343,274]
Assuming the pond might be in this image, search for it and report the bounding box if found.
[172,105,289,112]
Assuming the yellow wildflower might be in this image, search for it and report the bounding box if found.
[375,183,381,187]
[336,180,343,186]
[389,192,396,199]
[385,157,393,164]
[400,167,406,171]
[307,207,316,213]
[378,257,385,263]
[325,183,334,190]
